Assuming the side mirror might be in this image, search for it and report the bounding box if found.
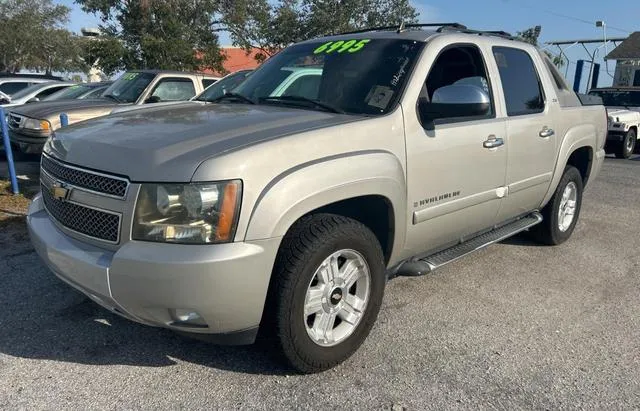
[145,95,161,104]
[27,97,40,104]
[418,84,491,125]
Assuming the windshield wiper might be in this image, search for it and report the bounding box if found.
[259,96,344,114]
[209,92,256,105]
[103,94,122,103]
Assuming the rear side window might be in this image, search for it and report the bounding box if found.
[544,57,568,90]
[493,47,545,116]
[202,79,217,89]
[36,85,69,99]
[281,74,322,99]
[0,82,29,95]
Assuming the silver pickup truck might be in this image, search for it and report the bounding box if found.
[8,70,219,153]
[27,24,606,373]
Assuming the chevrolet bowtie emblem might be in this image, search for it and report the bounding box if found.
[51,182,71,201]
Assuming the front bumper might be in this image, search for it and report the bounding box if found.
[8,129,49,153]
[27,194,281,344]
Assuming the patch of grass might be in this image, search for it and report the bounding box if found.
[1,180,32,220]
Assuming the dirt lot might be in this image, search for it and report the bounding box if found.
[0,156,638,409]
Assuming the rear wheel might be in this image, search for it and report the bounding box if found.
[529,166,583,245]
[615,129,636,159]
[267,214,386,373]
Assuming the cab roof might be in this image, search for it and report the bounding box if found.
[299,23,522,45]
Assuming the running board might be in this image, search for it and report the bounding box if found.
[395,212,543,277]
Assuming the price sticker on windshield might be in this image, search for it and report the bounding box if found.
[313,39,371,55]
[122,72,140,81]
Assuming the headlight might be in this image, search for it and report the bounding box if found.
[132,180,242,244]
[22,118,51,131]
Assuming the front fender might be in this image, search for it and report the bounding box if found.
[245,151,406,263]
[541,123,597,207]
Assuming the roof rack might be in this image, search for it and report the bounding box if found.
[338,23,467,36]
[436,26,515,40]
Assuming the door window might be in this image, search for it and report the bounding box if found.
[493,47,545,116]
[423,44,494,122]
[150,78,196,101]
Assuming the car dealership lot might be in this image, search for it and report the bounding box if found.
[0,156,638,410]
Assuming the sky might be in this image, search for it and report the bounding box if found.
[56,0,640,88]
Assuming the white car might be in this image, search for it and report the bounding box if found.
[589,87,640,158]
[0,77,54,98]
[1,81,74,108]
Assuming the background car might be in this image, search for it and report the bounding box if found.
[194,69,253,102]
[0,73,61,97]
[42,81,112,102]
[0,81,74,107]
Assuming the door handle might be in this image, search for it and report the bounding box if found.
[539,127,555,138]
[483,136,504,149]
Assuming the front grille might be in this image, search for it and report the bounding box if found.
[42,184,121,243]
[8,114,21,129]
[41,154,128,198]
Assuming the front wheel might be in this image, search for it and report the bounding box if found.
[615,129,636,159]
[267,214,386,373]
[529,166,583,245]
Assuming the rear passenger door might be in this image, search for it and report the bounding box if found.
[490,46,557,222]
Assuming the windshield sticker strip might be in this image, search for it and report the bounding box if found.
[313,39,371,55]
[122,72,140,80]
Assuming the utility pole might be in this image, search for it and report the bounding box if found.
[596,21,613,78]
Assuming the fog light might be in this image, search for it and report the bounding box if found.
[170,309,207,327]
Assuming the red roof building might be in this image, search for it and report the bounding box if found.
[205,47,265,76]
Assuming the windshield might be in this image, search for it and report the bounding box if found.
[589,90,640,107]
[9,83,49,100]
[195,71,252,102]
[232,38,424,115]
[43,84,93,101]
[102,72,155,103]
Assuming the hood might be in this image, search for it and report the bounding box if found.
[46,102,363,182]
[606,106,640,114]
[606,107,640,121]
[8,98,121,126]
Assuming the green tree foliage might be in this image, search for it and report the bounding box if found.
[220,0,419,61]
[0,0,85,74]
[76,0,225,75]
[516,26,565,68]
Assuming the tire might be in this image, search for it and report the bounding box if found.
[614,129,636,159]
[529,166,583,245]
[266,213,386,373]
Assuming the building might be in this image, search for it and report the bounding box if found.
[605,32,640,87]
[205,47,265,77]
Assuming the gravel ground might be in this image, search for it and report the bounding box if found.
[0,156,638,410]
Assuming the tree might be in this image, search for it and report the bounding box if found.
[516,25,564,68]
[0,0,82,74]
[75,0,225,75]
[221,0,419,61]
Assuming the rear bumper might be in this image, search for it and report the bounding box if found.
[27,194,281,344]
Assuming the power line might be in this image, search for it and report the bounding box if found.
[501,0,633,34]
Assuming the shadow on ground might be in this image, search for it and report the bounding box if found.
[0,219,289,375]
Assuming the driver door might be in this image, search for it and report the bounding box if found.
[404,42,508,255]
